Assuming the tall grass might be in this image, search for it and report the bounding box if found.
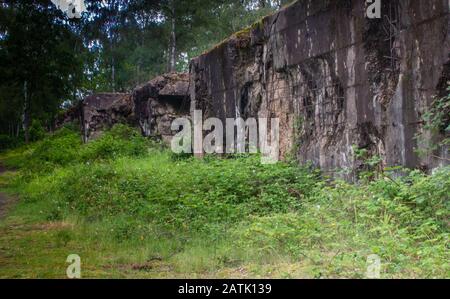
[1,124,448,278]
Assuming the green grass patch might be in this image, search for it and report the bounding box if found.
[0,125,448,278]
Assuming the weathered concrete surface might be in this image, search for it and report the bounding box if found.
[190,0,450,177]
[133,73,190,143]
[55,104,82,129]
[59,73,190,143]
[81,93,133,142]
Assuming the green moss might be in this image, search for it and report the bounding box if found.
[198,7,271,57]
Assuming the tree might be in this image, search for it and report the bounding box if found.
[167,0,176,72]
[0,0,84,142]
[0,0,296,141]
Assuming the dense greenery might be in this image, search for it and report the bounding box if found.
[415,84,450,162]
[0,1,447,279]
[0,0,84,143]
[0,0,293,144]
[0,125,448,278]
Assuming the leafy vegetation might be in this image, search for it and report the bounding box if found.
[0,0,295,144]
[415,83,450,162]
[0,125,448,278]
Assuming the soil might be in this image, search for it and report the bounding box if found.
[0,164,15,219]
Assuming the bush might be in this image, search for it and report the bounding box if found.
[23,151,320,232]
[80,125,149,162]
[5,123,449,278]
[27,127,82,172]
[7,124,151,173]
[29,120,46,142]
[0,134,22,152]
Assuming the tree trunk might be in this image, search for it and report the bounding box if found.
[111,56,116,92]
[23,80,30,143]
[167,0,177,73]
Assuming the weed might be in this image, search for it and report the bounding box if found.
[0,124,448,278]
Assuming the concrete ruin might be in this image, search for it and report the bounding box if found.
[190,0,450,177]
[81,93,133,142]
[133,73,190,143]
[69,0,449,178]
[76,73,190,143]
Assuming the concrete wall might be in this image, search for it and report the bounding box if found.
[190,0,450,177]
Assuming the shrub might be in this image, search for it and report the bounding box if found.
[5,122,448,278]
[27,127,82,171]
[29,120,46,142]
[27,152,320,233]
[0,134,22,152]
[80,124,149,162]
[7,124,151,174]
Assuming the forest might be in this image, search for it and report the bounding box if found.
[0,0,449,280]
[0,0,290,145]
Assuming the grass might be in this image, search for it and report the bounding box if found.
[0,124,448,278]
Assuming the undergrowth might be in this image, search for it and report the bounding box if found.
[0,124,448,278]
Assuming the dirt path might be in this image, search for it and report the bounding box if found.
[0,164,15,220]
